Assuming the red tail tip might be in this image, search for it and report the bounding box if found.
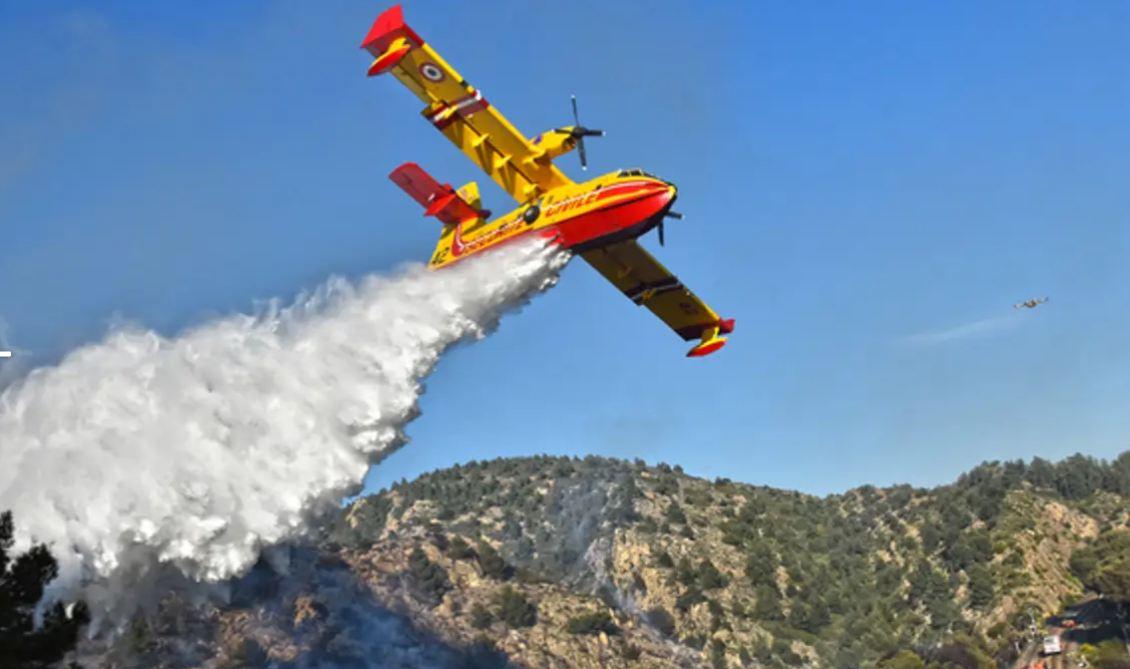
[361,5,423,54]
[361,5,403,51]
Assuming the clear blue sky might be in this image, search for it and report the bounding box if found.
[2,1,1128,495]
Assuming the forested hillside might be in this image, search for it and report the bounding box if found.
[88,451,1130,668]
[319,451,1130,668]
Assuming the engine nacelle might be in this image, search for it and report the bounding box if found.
[531,128,578,160]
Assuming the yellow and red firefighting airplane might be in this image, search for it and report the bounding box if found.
[361,5,733,357]
[1014,297,1048,310]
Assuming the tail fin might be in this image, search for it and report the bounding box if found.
[389,162,490,226]
[389,163,491,268]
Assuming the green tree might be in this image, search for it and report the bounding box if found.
[744,543,776,584]
[0,511,88,667]
[477,541,513,581]
[928,634,994,669]
[879,650,925,669]
[1084,639,1130,669]
[469,602,493,630]
[407,546,450,606]
[675,557,697,586]
[1094,564,1130,602]
[752,585,783,620]
[710,638,728,669]
[445,535,474,560]
[772,638,802,666]
[1053,453,1106,499]
[495,586,537,628]
[676,586,706,612]
[1071,530,1130,602]
[665,502,687,525]
[789,597,831,633]
[565,609,618,636]
[1026,457,1055,489]
[967,564,994,608]
[697,559,728,590]
[1109,451,1130,495]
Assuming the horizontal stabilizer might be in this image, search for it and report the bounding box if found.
[389,162,488,226]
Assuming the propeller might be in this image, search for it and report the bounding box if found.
[554,94,604,170]
[659,210,683,246]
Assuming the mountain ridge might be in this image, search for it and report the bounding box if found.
[88,450,1130,668]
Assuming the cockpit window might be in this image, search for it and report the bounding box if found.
[617,168,658,178]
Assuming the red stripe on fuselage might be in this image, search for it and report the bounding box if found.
[443,224,561,266]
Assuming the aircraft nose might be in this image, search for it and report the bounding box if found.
[638,182,677,224]
[656,182,677,210]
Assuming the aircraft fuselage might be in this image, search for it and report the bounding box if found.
[428,170,675,268]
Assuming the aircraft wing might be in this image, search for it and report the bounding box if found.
[582,240,733,356]
[362,6,573,204]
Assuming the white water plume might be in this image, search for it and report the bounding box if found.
[0,239,567,627]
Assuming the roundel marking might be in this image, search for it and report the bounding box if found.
[419,63,445,82]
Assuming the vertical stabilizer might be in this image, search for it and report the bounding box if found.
[456,182,482,212]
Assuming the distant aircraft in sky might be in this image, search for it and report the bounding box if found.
[1014,297,1049,310]
[360,5,733,357]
